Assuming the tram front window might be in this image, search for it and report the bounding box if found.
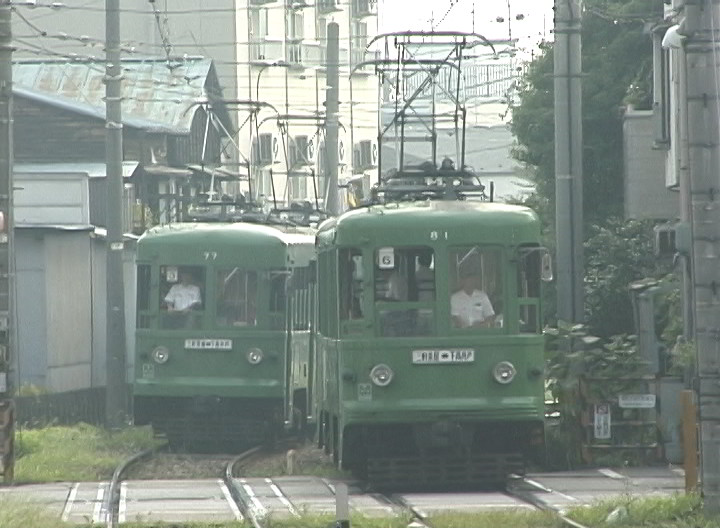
[216,268,257,327]
[449,246,503,329]
[159,265,204,329]
[375,246,435,337]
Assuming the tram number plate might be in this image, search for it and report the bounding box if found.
[184,338,233,350]
[412,349,475,364]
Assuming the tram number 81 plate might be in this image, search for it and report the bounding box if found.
[412,349,475,364]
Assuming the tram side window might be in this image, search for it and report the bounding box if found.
[159,265,205,329]
[449,246,503,329]
[136,264,151,329]
[339,249,363,320]
[216,268,257,327]
[518,249,541,333]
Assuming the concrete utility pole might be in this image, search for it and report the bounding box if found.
[682,0,720,514]
[553,0,584,323]
[105,0,128,429]
[0,0,14,482]
[324,22,340,215]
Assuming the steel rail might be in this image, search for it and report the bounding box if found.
[506,477,591,528]
[103,442,168,528]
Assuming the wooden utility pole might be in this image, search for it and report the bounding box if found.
[105,0,128,429]
[0,0,13,482]
[682,0,720,514]
[553,0,584,324]
[324,22,340,215]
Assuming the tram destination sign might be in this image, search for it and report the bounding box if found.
[184,338,233,350]
[412,349,475,364]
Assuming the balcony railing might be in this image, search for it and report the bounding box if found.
[316,0,341,13]
[250,40,284,63]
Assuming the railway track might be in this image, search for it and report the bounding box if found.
[102,443,259,528]
[505,476,591,528]
[85,444,628,528]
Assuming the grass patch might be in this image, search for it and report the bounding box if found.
[0,496,70,528]
[263,512,411,527]
[564,493,718,528]
[14,423,163,482]
[430,510,559,528]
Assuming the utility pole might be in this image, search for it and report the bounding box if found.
[105,0,127,429]
[553,0,584,323]
[682,0,720,514]
[0,0,14,482]
[324,22,340,215]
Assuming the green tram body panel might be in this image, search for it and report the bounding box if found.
[313,200,546,469]
[133,222,316,443]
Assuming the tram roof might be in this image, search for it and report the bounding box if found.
[317,200,540,247]
[139,222,316,248]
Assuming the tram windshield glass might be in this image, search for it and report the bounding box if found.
[158,265,205,329]
[374,246,435,337]
[448,246,503,329]
[216,268,258,327]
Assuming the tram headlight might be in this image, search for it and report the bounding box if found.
[151,346,170,365]
[369,364,394,387]
[493,361,517,384]
[247,348,264,365]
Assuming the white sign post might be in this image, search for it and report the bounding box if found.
[594,403,611,440]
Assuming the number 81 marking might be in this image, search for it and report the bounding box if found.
[204,251,218,260]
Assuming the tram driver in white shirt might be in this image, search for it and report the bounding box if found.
[450,270,495,329]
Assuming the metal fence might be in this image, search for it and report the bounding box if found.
[14,388,106,428]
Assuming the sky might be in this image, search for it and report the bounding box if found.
[377,0,555,59]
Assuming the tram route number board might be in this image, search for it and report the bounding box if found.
[412,349,475,364]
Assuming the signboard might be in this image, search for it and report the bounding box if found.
[412,349,475,364]
[618,394,656,409]
[184,339,233,350]
[594,403,611,440]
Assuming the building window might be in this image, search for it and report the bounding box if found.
[351,21,368,67]
[250,8,269,40]
[286,11,304,41]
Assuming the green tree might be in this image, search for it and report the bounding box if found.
[511,0,672,337]
[512,0,661,224]
[584,218,671,338]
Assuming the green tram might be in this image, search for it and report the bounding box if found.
[313,198,551,486]
[133,222,316,448]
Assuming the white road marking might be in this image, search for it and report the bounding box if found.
[672,468,685,477]
[61,483,78,522]
[240,479,268,519]
[218,479,244,521]
[92,483,106,524]
[266,478,300,517]
[598,468,626,480]
[118,482,127,523]
[522,477,579,502]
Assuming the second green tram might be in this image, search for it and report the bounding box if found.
[313,199,550,486]
[133,222,316,448]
